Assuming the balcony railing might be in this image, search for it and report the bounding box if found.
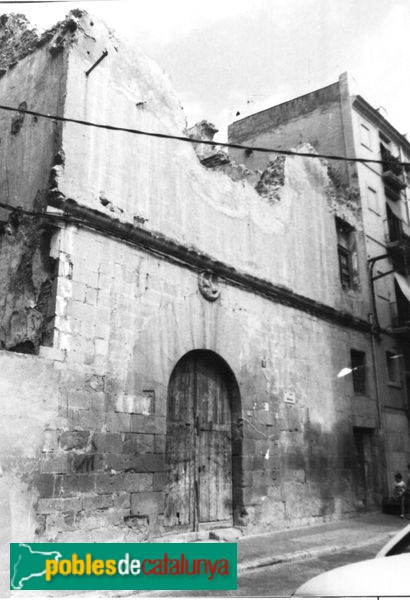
[380,144,406,197]
[390,301,410,330]
[385,216,410,246]
[380,144,403,177]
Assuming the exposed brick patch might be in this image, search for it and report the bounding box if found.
[0,11,85,71]
[187,120,260,185]
[0,14,39,70]
[255,155,286,203]
[0,217,58,352]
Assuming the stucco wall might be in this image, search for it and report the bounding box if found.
[228,81,351,185]
[39,14,369,321]
[0,351,64,595]
[0,34,67,215]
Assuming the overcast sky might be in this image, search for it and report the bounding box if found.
[2,0,410,143]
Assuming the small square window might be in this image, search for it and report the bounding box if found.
[351,350,366,394]
[386,351,401,384]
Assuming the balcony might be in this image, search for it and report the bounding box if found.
[380,144,406,199]
[390,301,410,335]
[385,216,410,264]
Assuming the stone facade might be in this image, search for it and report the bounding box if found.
[228,73,410,487]
[0,11,401,591]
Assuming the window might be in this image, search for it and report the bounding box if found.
[367,186,379,214]
[386,351,401,385]
[336,218,356,289]
[379,132,391,146]
[360,123,372,149]
[392,279,410,328]
[338,246,351,288]
[351,350,366,394]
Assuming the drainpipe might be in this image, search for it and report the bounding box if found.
[368,253,390,330]
[367,251,394,490]
[368,311,391,491]
[368,312,383,432]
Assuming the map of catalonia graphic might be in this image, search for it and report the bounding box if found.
[11,544,62,590]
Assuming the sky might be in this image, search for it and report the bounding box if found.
[1,0,410,143]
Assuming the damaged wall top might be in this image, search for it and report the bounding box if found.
[0,11,84,215]
[0,10,370,317]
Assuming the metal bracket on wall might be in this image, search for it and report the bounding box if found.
[85,50,108,77]
[368,253,389,330]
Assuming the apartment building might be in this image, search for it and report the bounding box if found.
[229,72,410,486]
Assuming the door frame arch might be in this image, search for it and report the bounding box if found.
[164,349,244,530]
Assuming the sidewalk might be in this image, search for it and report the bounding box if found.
[236,512,405,572]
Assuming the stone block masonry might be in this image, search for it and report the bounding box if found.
[0,226,387,542]
[0,9,401,560]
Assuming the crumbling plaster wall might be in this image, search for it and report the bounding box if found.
[45,12,370,319]
[0,13,94,351]
[0,350,64,596]
[0,14,73,214]
[0,215,57,351]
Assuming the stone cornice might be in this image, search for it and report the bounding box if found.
[50,196,372,335]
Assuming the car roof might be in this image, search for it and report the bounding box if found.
[377,522,410,557]
[295,554,410,597]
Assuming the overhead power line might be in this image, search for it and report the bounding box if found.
[0,103,409,168]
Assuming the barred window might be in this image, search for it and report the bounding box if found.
[336,218,355,290]
[338,246,352,288]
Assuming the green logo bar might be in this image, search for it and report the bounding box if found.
[10,542,237,591]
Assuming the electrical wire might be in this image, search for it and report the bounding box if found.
[0,103,409,168]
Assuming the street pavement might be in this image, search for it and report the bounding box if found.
[135,512,406,597]
[139,541,383,597]
[5,512,405,598]
[237,511,404,571]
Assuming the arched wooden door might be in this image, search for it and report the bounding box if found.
[164,351,238,530]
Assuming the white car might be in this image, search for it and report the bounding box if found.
[294,523,410,597]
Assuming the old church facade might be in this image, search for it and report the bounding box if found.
[0,12,406,576]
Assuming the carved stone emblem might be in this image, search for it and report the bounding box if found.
[198,271,220,302]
